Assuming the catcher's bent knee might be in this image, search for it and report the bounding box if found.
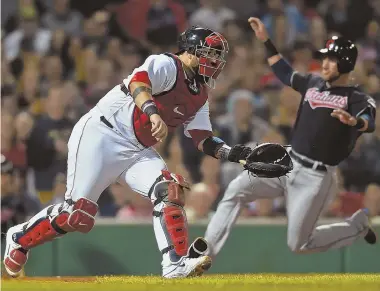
[15,198,98,250]
[66,198,98,233]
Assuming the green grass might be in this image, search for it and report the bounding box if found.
[2,274,380,291]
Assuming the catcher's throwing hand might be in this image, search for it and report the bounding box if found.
[239,143,293,178]
[330,109,358,126]
[248,17,269,42]
[150,114,168,142]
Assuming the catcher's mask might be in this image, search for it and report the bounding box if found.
[177,26,229,89]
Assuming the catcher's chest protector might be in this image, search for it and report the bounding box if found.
[132,54,208,147]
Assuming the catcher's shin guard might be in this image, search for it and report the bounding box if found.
[13,198,98,250]
[151,170,190,261]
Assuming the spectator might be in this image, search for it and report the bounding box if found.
[48,29,75,78]
[1,49,16,86]
[145,0,187,51]
[42,0,83,36]
[84,58,117,107]
[118,44,143,77]
[62,80,87,123]
[67,36,85,83]
[262,0,309,50]
[179,130,207,184]
[1,85,18,117]
[185,156,220,221]
[338,138,369,193]
[49,172,67,205]
[357,19,380,75]
[309,16,328,50]
[1,155,40,241]
[4,11,52,62]
[40,54,64,95]
[238,69,270,120]
[359,104,380,186]
[210,40,253,107]
[18,66,44,115]
[319,0,370,40]
[105,37,122,67]
[290,39,320,74]
[216,89,272,149]
[366,74,380,102]
[116,0,187,51]
[1,113,27,170]
[19,85,72,203]
[222,19,246,47]
[369,0,380,21]
[82,10,111,56]
[270,86,301,143]
[111,183,153,220]
[189,0,236,32]
[288,0,319,19]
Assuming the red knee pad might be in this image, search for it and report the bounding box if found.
[4,249,28,274]
[161,170,190,190]
[167,182,185,206]
[163,205,188,256]
[17,198,98,249]
[66,198,98,233]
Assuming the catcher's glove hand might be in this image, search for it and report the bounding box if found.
[239,143,293,178]
[227,144,252,163]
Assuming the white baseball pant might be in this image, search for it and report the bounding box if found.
[205,149,370,257]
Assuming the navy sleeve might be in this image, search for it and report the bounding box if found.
[290,72,322,96]
[270,58,294,87]
[350,93,376,133]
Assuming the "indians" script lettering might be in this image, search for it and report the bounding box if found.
[304,88,348,109]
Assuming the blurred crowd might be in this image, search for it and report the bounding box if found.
[1,0,380,229]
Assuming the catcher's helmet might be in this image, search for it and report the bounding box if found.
[177,26,229,88]
[313,36,358,74]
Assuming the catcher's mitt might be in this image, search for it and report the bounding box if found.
[240,143,293,178]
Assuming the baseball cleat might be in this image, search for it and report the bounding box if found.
[364,228,377,244]
[362,208,377,245]
[3,225,29,277]
[162,255,212,278]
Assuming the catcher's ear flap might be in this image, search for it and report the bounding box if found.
[187,237,209,258]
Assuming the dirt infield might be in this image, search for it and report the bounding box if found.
[2,274,380,291]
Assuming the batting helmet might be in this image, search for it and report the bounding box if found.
[313,36,358,74]
[177,26,229,88]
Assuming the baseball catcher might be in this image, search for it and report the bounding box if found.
[3,25,291,279]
